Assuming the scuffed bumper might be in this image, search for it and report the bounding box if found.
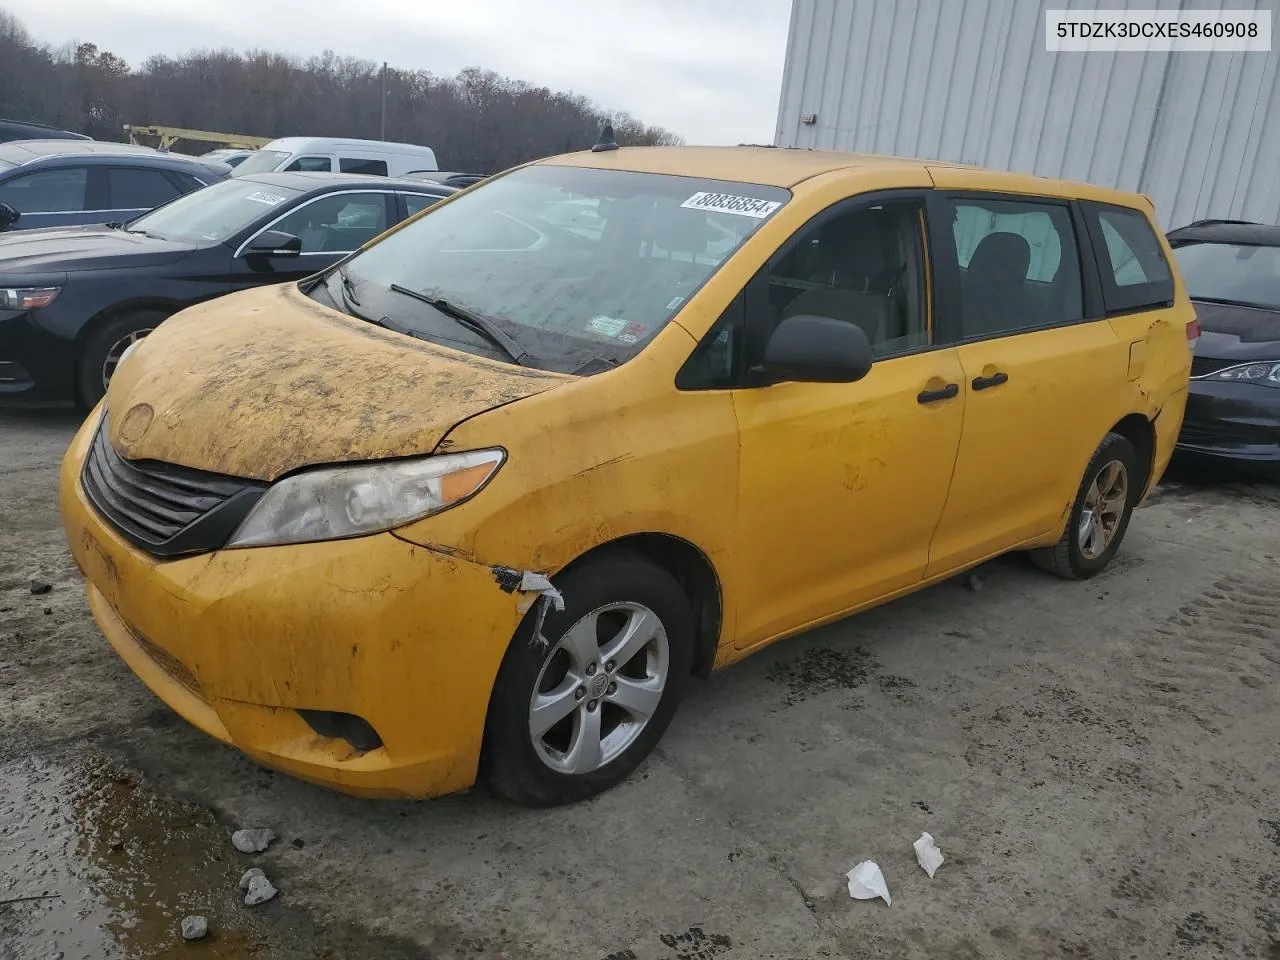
[59,410,525,798]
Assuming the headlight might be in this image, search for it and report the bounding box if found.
[1210,361,1280,387]
[0,286,60,310]
[227,448,505,548]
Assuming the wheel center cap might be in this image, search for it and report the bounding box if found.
[589,674,608,698]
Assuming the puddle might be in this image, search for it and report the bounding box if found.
[0,756,268,959]
[0,754,449,960]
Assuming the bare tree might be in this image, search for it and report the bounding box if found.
[0,6,682,169]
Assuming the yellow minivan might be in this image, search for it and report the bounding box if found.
[60,146,1195,805]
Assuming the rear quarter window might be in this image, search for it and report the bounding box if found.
[1083,202,1174,314]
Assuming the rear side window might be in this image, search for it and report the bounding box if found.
[949,196,1083,337]
[1084,203,1174,313]
[108,167,182,210]
[284,156,332,172]
[340,158,388,176]
[403,192,443,217]
[0,167,88,212]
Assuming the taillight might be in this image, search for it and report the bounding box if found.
[1186,318,1201,349]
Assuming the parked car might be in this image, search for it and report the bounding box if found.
[0,171,453,406]
[405,170,487,188]
[1167,219,1280,476]
[60,147,1194,806]
[231,137,437,178]
[0,140,230,233]
[200,148,255,168]
[0,118,91,144]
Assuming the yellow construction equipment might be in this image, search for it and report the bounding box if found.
[123,124,273,152]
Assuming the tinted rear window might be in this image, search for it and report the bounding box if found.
[1084,203,1174,313]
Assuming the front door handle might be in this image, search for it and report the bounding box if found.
[917,383,959,404]
[972,372,1009,391]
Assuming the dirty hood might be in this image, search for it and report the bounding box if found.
[105,283,569,481]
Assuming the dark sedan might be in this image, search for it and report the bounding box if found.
[0,171,454,407]
[0,140,231,232]
[1167,219,1280,477]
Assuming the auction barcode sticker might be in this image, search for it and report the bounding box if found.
[681,192,781,219]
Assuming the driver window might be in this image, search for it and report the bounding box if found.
[759,201,929,362]
[270,193,389,253]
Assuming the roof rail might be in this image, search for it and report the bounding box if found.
[1180,218,1262,228]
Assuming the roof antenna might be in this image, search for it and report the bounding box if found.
[592,122,618,153]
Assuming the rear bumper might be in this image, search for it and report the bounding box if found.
[1176,379,1280,472]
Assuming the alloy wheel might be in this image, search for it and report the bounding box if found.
[1078,459,1129,560]
[528,602,669,775]
[102,328,154,390]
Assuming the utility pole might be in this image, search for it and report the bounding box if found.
[380,61,387,140]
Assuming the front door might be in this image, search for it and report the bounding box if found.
[731,194,966,650]
[926,192,1127,575]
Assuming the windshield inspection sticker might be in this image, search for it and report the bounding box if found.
[680,191,781,219]
[618,321,650,345]
[588,316,627,337]
[245,191,287,206]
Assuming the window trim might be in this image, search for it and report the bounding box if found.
[1081,200,1175,317]
[935,190,1100,345]
[233,189,396,258]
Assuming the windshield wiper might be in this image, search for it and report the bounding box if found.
[388,283,534,366]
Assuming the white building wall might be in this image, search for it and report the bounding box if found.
[775,0,1280,228]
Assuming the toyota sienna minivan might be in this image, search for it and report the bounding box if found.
[61,146,1195,805]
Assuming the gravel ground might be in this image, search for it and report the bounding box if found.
[2,407,1279,960]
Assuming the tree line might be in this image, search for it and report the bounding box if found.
[0,7,681,173]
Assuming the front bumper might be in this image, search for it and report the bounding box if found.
[59,411,525,798]
[0,301,85,401]
[1176,379,1280,475]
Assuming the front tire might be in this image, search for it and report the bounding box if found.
[76,310,166,410]
[1030,432,1139,580]
[482,553,694,806]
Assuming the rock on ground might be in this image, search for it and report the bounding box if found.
[180,915,207,941]
[244,873,278,906]
[238,866,266,891]
[231,827,275,853]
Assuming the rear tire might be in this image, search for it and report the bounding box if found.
[482,552,693,806]
[1030,432,1139,580]
[76,310,167,410]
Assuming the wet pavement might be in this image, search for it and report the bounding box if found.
[5,408,1280,959]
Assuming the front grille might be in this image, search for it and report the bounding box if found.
[81,422,266,557]
[1191,356,1237,379]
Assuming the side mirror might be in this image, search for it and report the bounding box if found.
[0,202,20,231]
[243,230,302,258]
[760,314,873,384]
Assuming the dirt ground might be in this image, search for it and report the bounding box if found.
[2,406,1279,960]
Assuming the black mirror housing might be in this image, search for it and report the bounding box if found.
[0,202,20,231]
[244,230,302,258]
[761,314,874,384]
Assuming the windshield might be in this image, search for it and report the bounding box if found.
[129,178,303,244]
[230,149,290,177]
[1173,242,1280,309]
[312,165,789,373]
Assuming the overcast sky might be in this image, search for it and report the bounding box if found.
[4,0,793,145]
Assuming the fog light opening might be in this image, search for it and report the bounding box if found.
[297,710,383,752]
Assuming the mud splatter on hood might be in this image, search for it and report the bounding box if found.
[104,283,569,481]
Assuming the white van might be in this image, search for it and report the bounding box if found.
[231,137,438,178]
